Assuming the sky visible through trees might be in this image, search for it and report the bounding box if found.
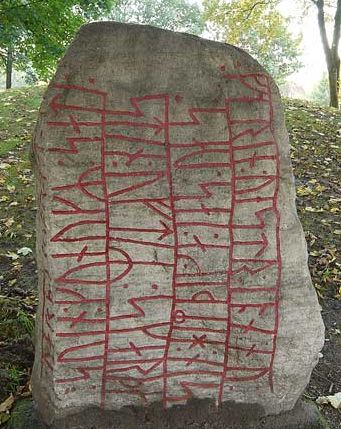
[193,0,339,94]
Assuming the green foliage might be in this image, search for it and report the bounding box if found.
[0,0,116,83]
[111,0,204,35]
[203,0,302,84]
[310,73,330,106]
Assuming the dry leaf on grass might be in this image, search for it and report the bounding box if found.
[0,394,15,424]
[316,392,341,409]
[0,395,14,413]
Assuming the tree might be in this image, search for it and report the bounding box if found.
[110,0,204,35]
[310,73,330,105]
[0,0,116,89]
[203,0,302,84]
[308,0,341,108]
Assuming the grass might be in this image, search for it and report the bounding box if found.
[0,139,22,157]
[0,297,34,342]
[284,98,341,299]
[0,86,44,402]
[5,365,27,395]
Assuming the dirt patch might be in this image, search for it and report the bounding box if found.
[307,298,341,428]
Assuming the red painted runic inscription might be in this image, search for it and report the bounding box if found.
[35,72,281,409]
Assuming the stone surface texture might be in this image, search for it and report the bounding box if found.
[31,22,324,426]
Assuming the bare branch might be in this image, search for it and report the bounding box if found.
[241,1,269,22]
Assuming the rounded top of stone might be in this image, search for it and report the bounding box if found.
[74,20,264,72]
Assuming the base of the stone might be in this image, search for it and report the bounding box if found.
[5,398,330,429]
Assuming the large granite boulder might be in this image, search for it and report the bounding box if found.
[31,22,324,428]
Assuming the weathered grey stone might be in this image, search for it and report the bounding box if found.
[31,22,324,427]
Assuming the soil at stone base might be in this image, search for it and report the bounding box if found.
[306,297,341,429]
[0,89,340,428]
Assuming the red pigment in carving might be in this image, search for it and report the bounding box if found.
[43,72,281,408]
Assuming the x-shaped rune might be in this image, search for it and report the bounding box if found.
[189,334,207,349]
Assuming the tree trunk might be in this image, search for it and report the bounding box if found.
[5,47,13,89]
[329,0,341,108]
[314,0,341,108]
[328,64,339,108]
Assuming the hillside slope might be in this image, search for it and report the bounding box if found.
[0,86,340,428]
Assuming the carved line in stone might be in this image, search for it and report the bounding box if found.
[38,72,281,408]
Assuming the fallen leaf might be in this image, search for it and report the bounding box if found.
[0,395,14,413]
[6,185,16,193]
[305,206,324,213]
[17,246,33,256]
[6,251,19,260]
[297,186,312,196]
[316,392,341,409]
[3,217,15,228]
